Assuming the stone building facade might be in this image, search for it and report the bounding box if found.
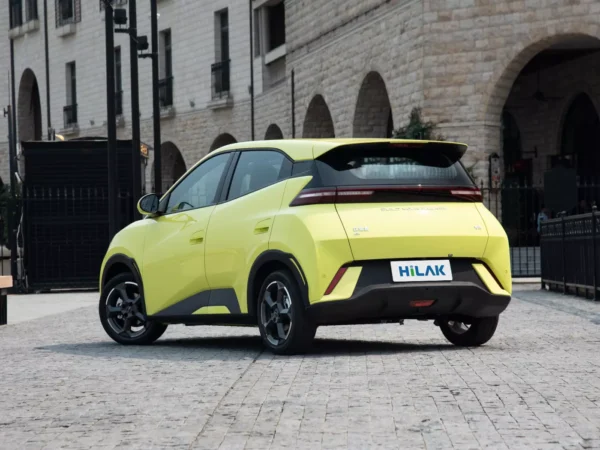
[2,0,600,199]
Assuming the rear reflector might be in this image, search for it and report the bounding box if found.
[290,186,482,206]
[324,267,348,295]
[410,300,435,308]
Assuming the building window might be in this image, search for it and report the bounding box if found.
[64,61,77,127]
[254,0,286,90]
[56,0,80,27]
[115,47,123,116]
[26,0,38,21]
[159,29,173,107]
[9,0,23,29]
[211,9,230,99]
[266,1,285,52]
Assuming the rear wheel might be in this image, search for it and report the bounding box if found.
[439,316,499,347]
[99,273,167,345]
[257,270,316,355]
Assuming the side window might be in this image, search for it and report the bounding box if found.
[166,153,230,213]
[227,151,287,200]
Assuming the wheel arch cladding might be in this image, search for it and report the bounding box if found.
[247,251,309,317]
[101,255,143,292]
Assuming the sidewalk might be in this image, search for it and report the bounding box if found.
[5,291,98,324]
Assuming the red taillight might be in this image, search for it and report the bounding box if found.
[289,188,337,206]
[450,188,482,202]
[324,267,348,295]
[410,300,435,308]
[290,185,482,206]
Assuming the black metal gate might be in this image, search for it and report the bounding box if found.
[21,139,145,290]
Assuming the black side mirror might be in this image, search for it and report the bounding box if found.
[137,193,160,216]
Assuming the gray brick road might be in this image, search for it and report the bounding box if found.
[2,287,600,449]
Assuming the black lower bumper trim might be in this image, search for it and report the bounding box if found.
[308,281,510,326]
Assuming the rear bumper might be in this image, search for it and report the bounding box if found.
[308,281,511,326]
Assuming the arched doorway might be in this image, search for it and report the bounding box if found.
[156,142,187,192]
[264,124,283,140]
[17,69,42,142]
[210,133,237,151]
[302,95,334,138]
[353,72,393,138]
[485,33,600,258]
[561,93,600,181]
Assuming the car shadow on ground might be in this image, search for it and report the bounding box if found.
[36,335,460,361]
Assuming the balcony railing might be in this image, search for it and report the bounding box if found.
[158,77,173,108]
[63,104,78,127]
[26,0,38,21]
[115,90,123,116]
[211,60,230,100]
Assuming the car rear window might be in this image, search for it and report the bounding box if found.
[315,143,474,187]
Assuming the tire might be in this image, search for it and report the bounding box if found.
[439,316,499,347]
[99,272,167,345]
[256,270,316,355]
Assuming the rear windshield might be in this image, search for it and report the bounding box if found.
[315,144,474,187]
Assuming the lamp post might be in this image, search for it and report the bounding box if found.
[138,0,162,195]
[113,1,142,220]
[104,0,118,240]
[150,0,161,195]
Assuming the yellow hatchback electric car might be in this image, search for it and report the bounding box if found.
[99,138,511,354]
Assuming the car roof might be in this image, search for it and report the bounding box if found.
[208,138,468,162]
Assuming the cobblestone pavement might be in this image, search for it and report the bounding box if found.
[2,287,600,450]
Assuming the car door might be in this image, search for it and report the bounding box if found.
[141,152,233,316]
[204,150,291,314]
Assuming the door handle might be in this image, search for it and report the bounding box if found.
[254,219,272,235]
[189,230,205,244]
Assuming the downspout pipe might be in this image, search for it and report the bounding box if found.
[249,0,255,140]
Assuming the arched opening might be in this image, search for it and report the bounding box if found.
[302,95,334,138]
[264,124,283,140]
[560,93,600,180]
[17,69,42,142]
[486,33,600,268]
[154,142,187,193]
[210,133,237,151]
[353,72,393,138]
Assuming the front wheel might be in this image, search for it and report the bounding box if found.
[257,270,316,355]
[439,316,499,347]
[99,273,167,345]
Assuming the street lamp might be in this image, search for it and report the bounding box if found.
[103,0,118,239]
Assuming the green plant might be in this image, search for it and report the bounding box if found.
[392,107,445,141]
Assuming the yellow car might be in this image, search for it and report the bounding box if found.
[99,139,511,354]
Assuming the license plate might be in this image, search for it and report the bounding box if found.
[390,260,453,282]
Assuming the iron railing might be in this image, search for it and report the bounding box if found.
[482,184,542,277]
[22,186,133,289]
[540,211,600,299]
[158,76,173,107]
[26,0,38,21]
[211,60,230,99]
[63,104,77,127]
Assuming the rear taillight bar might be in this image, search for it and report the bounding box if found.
[290,186,482,206]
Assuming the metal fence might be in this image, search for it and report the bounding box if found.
[540,212,600,299]
[21,186,132,290]
[482,184,542,278]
